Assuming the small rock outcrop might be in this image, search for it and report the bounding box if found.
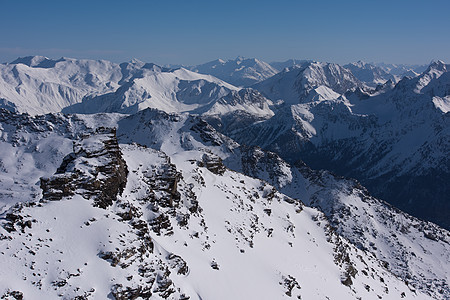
[200,153,226,175]
[40,127,128,208]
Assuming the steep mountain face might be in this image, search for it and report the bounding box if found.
[344,61,396,88]
[224,61,450,230]
[1,109,438,299]
[252,61,364,104]
[188,57,279,87]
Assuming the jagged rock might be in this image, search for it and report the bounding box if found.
[111,284,152,300]
[40,127,128,208]
[149,213,173,236]
[201,153,226,175]
[167,254,189,275]
[1,290,23,300]
[280,275,301,297]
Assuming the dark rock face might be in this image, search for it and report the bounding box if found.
[190,118,225,147]
[1,290,24,300]
[201,153,226,175]
[40,127,128,208]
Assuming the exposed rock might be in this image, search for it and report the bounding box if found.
[111,284,152,300]
[40,127,128,208]
[201,153,226,175]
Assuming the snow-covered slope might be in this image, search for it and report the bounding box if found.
[252,61,364,104]
[1,109,438,299]
[0,56,122,115]
[221,61,450,230]
[62,66,238,115]
[188,57,279,87]
[229,146,450,299]
[0,56,276,118]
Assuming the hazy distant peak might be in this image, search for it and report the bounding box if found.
[427,59,447,71]
[10,55,48,65]
[189,57,278,87]
[10,55,65,68]
[270,59,314,72]
[129,58,145,66]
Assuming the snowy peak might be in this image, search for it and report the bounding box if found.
[393,60,449,94]
[253,61,363,104]
[424,59,447,76]
[189,57,278,87]
[62,66,238,115]
[216,59,450,231]
[9,56,65,68]
[302,62,363,93]
[0,57,122,115]
[269,59,312,71]
[374,62,428,79]
[344,61,396,88]
[203,88,274,117]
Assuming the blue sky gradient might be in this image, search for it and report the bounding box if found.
[1,0,449,65]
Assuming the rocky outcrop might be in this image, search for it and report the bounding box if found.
[40,127,128,208]
[200,153,226,175]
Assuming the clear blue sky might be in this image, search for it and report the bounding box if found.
[1,0,449,65]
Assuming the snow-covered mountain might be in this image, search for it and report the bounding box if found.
[0,56,276,118]
[269,59,312,72]
[1,108,448,299]
[252,61,364,104]
[0,56,122,115]
[374,62,428,79]
[220,60,450,230]
[344,61,396,88]
[188,57,279,87]
[62,65,238,115]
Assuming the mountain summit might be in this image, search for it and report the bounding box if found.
[253,61,363,104]
[188,57,278,87]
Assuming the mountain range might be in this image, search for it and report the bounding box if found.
[0,55,449,299]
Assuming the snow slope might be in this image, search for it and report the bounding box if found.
[0,56,122,115]
[229,146,450,299]
[224,61,450,230]
[63,67,238,115]
[0,56,276,119]
[0,109,438,299]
